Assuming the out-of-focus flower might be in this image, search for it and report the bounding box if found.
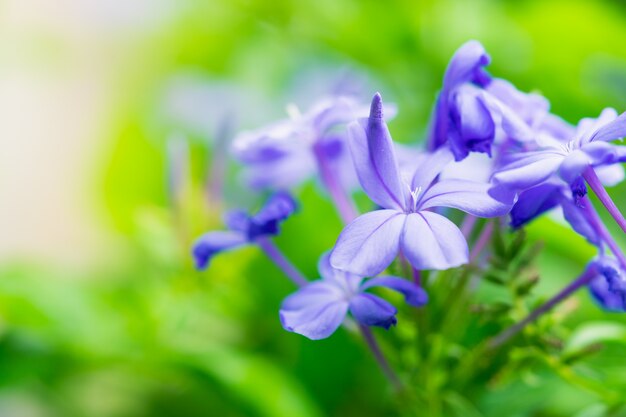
[232,96,376,190]
[192,192,297,270]
[330,93,511,276]
[280,253,427,340]
[159,74,267,140]
[588,256,626,312]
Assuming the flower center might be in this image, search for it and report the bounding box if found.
[405,184,423,213]
[559,140,577,154]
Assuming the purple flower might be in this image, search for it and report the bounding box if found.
[428,41,579,164]
[428,40,496,160]
[588,256,626,312]
[493,108,626,192]
[330,93,512,276]
[192,192,297,270]
[279,253,428,340]
[232,96,379,190]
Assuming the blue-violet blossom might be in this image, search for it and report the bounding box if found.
[280,253,428,340]
[330,93,512,276]
[493,108,626,192]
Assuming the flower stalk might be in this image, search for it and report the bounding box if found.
[359,324,403,391]
[313,142,358,224]
[256,237,308,287]
[489,263,598,348]
[469,221,494,263]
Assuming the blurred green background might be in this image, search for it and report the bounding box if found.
[2,0,626,416]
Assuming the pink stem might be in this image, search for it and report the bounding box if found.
[460,214,478,239]
[469,221,494,263]
[583,166,626,233]
[581,196,626,270]
[313,143,358,224]
[256,237,308,287]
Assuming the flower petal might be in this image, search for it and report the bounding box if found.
[428,40,490,151]
[279,281,348,340]
[401,212,468,270]
[559,150,591,184]
[317,251,363,289]
[317,251,338,281]
[583,141,626,166]
[361,276,428,307]
[492,152,564,191]
[595,164,625,187]
[192,231,248,270]
[349,293,398,329]
[411,146,455,190]
[590,111,626,143]
[509,183,562,229]
[419,179,512,217]
[330,210,405,276]
[589,277,626,312]
[449,87,496,160]
[253,191,298,225]
[348,94,405,210]
[247,192,298,239]
[442,40,491,90]
[561,198,600,245]
[440,152,493,183]
[240,152,317,189]
[485,78,550,127]
[575,108,618,144]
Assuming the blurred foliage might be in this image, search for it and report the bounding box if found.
[4,0,626,416]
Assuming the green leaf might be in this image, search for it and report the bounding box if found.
[566,321,626,353]
[572,403,607,417]
[175,348,324,417]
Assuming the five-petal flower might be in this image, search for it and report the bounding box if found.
[330,93,512,276]
[493,108,626,191]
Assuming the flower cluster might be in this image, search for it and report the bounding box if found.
[192,40,626,354]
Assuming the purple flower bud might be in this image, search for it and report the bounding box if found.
[589,256,626,312]
[428,41,496,159]
[192,192,297,270]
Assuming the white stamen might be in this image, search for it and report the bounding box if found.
[560,140,576,154]
[405,183,422,212]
